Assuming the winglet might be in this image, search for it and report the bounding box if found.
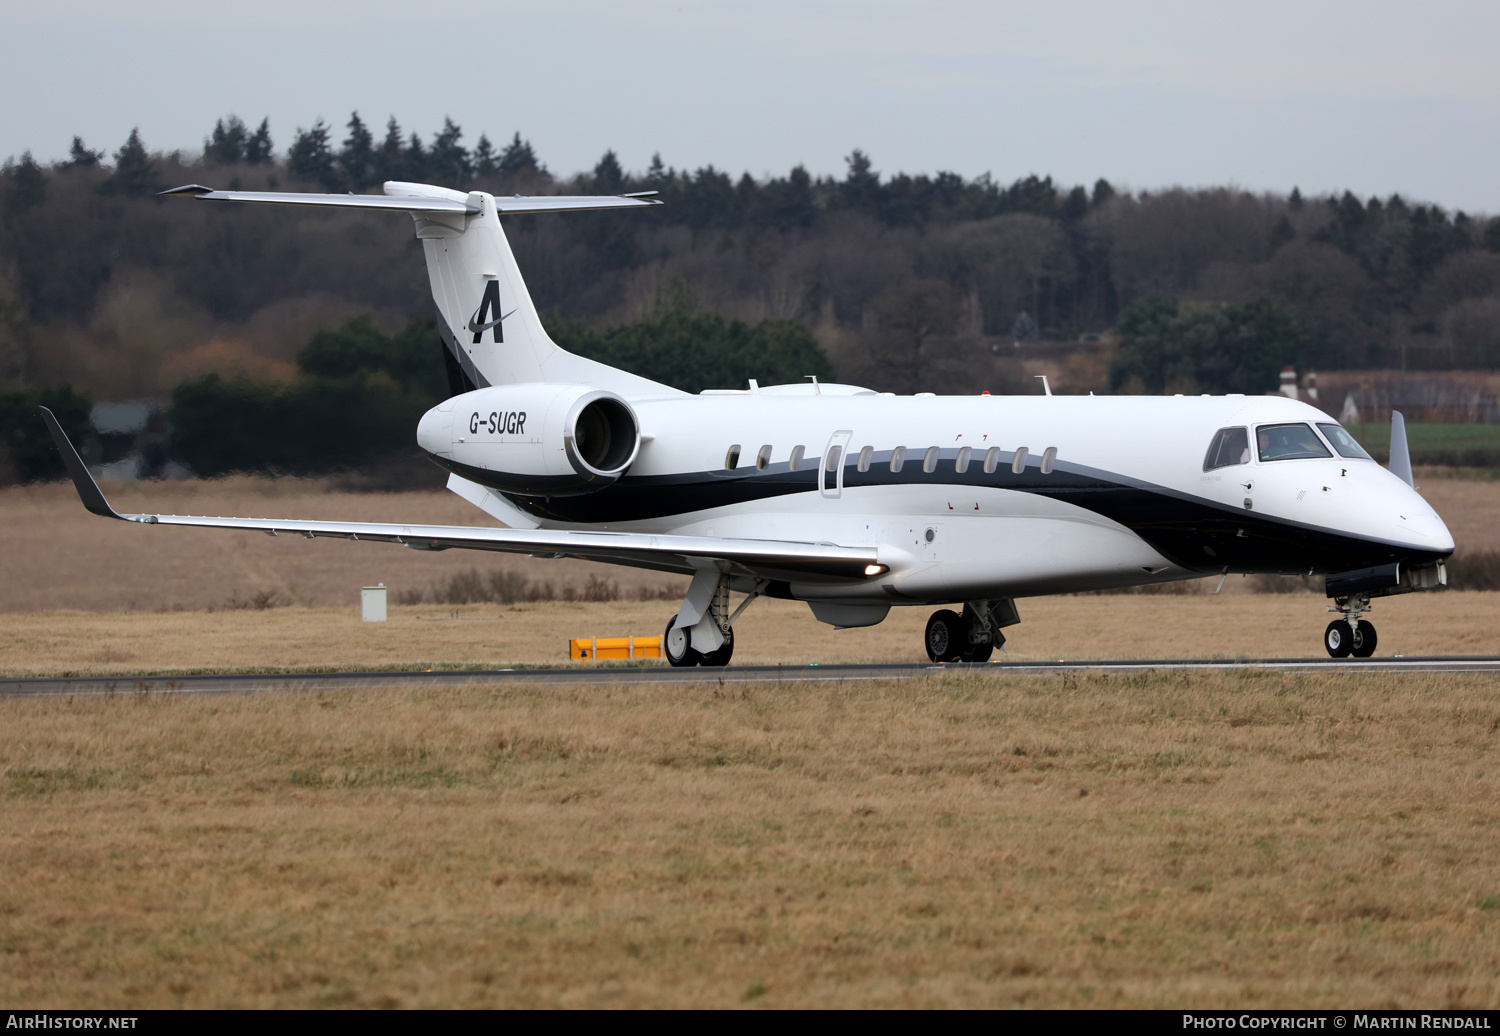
[158,184,215,198]
[1389,410,1414,488]
[38,407,125,520]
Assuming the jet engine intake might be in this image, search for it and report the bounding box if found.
[418,384,640,496]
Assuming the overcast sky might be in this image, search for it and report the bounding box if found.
[5,0,1497,214]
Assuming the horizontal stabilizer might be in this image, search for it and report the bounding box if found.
[160,183,662,217]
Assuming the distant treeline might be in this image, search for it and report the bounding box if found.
[167,310,828,478]
[2,114,1500,423]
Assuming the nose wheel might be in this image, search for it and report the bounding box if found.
[1325,595,1377,658]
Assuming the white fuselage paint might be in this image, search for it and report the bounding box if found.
[419,386,1454,606]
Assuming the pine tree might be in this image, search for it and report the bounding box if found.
[100,128,160,196]
[404,131,427,182]
[287,120,338,190]
[244,119,274,164]
[339,111,374,191]
[67,137,103,167]
[497,132,538,177]
[427,117,470,185]
[593,149,625,194]
[472,134,497,177]
[840,149,879,211]
[374,117,404,182]
[646,152,668,186]
[4,152,47,218]
[205,116,248,163]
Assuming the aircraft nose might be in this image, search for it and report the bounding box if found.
[416,404,453,456]
[1393,482,1455,554]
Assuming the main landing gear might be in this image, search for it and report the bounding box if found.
[664,568,762,668]
[1324,592,1377,658]
[924,600,1020,663]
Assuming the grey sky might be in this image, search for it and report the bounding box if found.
[5,0,1498,213]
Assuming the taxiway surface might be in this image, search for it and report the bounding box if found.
[4,657,1499,697]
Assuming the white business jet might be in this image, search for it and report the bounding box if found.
[42,180,1454,663]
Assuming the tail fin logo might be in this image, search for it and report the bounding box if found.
[467,280,514,344]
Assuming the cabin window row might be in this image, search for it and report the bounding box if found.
[724,444,1059,475]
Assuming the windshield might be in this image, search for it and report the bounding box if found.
[1257,423,1333,462]
[1204,426,1251,471]
[1316,422,1373,460]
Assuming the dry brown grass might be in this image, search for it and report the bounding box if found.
[2,592,1498,678]
[3,670,1499,1008]
[4,470,1497,614]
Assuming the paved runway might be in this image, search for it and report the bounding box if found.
[4,657,1500,697]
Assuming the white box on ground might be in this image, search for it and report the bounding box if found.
[361,584,387,622]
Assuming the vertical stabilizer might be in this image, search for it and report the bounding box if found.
[383,182,676,398]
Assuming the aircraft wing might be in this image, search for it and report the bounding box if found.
[40,409,879,583]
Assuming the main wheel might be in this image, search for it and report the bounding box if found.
[664,616,700,667]
[925,609,965,663]
[1351,620,1377,658]
[699,626,734,667]
[1324,619,1353,659]
[962,639,994,664]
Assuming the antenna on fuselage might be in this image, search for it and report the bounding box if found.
[1035,375,1052,396]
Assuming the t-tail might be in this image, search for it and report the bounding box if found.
[160,181,679,399]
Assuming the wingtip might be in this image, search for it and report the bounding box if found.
[38,407,125,520]
[158,184,215,198]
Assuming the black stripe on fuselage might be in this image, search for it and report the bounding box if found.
[448,447,1449,577]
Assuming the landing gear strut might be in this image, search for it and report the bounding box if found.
[924,600,1018,663]
[1325,593,1377,659]
[665,569,759,668]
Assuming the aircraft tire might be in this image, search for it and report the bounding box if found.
[1351,620,1378,658]
[962,638,994,663]
[925,609,965,663]
[699,627,734,667]
[664,616,700,667]
[1324,619,1354,659]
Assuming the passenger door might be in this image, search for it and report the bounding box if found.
[821,430,853,499]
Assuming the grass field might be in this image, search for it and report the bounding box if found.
[1353,424,1500,466]
[4,471,1499,1008]
[1,592,1497,677]
[2,469,1498,614]
[3,670,1499,1008]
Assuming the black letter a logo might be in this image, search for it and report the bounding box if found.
[467,280,506,344]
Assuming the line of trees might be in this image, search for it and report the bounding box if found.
[2,114,1499,475]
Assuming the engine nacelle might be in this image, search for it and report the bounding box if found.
[417,384,640,497]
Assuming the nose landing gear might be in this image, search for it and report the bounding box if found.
[1325,593,1377,658]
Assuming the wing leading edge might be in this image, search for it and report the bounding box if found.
[38,409,881,583]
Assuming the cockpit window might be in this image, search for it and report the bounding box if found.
[1257,423,1332,462]
[1316,423,1373,460]
[1204,426,1251,471]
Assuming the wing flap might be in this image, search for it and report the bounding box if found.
[139,512,878,581]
